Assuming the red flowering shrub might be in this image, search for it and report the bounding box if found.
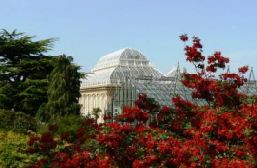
[135,93,160,113]
[27,35,257,167]
[238,66,249,74]
[116,106,149,123]
[179,34,189,42]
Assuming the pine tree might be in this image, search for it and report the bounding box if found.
[39,55,82,121]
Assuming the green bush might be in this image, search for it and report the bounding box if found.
[0,109,38,133]
[0,129,38,168]
[39,114,84,136]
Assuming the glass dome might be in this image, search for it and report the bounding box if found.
[81,48,162,88]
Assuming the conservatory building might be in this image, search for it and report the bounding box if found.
[80,48,179,122]
[80,48,257,122]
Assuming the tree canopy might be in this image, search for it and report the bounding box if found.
[0,29,82,119]
[0,29,55,114]
[37,55,82,121]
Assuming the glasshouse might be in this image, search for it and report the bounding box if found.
[80,48,257,122]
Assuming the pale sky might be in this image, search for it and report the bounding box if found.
[1,0,257,76]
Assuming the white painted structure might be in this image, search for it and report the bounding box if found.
[80,48,162,122]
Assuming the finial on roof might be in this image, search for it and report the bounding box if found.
[226,65,230,73]
[176,61,180,70]
[248,67,256,82]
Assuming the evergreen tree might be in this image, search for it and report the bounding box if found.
[0,29,55,115]
[17,57,55,114]
[38,55,82,121]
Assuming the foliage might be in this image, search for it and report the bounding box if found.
[38,115,84,136]
[0,109,38,133]
[135,93,160,126]
[26,118,99,167]
[0,129,38,168]
[16,57,55,115]
[27,35,257,167]
[0,30,83,121]
[135,93,160,113]
[92,107,102,122]
[37,55,82,121]
[0,29,55,115]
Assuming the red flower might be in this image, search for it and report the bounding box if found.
[179,34,188,42]
[238,66,249,74]
[161,106,170,113]
[145,155,158,165]
[192,36,202,48]
[184,46,205,62]
[117,106,149,123]
[157,140,171,154]
[99,155,114,168]
[132,159,145,168]
[103,115,112,120]
[216,94,224,106]
[126,145,137,160]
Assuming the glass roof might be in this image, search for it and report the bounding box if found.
[92,48,150,72]
[81,48,162,88]
[82,48,257,108]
